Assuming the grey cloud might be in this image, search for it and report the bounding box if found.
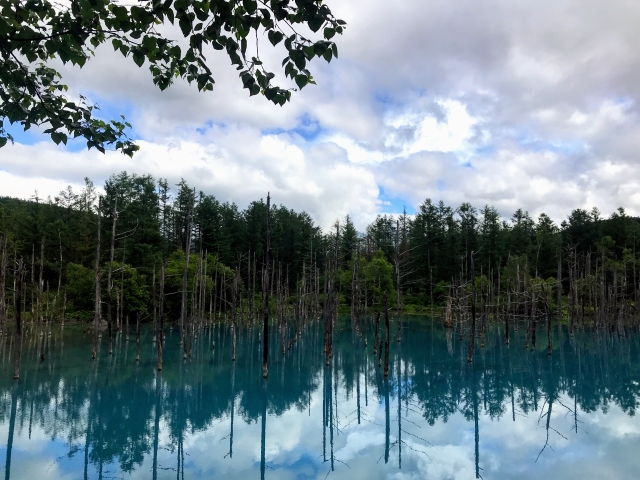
[5,0,640,226]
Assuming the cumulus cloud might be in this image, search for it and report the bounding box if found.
[1,132,379,230]
[3,0,640,226]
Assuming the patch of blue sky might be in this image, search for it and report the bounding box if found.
[514,129,540,149]
[196,119,227,135]
[3,122,43,146]
[373,92,399,108]
[515,130,585,155]
[3,92,140,153]
[4,122,89,152]
[614,95,634,107]
[379,186,416,215]
[474,144,495,156]
[261,113,323,142]
[82,92,140,139]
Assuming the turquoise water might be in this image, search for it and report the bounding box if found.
[0,319,639,479]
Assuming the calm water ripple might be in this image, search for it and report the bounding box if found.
[0,318,639,479]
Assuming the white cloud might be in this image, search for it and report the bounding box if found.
[4,0,640,226]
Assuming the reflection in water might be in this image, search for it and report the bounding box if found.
[0,319,640,478]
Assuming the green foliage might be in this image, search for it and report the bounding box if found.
[65,262,94,312]
[4,172,640,322]
[0,0,345,153]
[363,249,394,307]
[110,261,147,314]
[163,250,232,318]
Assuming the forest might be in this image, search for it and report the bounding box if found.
[1,171,640,374]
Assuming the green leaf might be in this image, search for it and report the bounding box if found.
[292,52,305,70]
[303,46,315,60]
[308,16,323,32]
[0,138,7,148]
[132,51,145,67]
[179,17,192,36]
[324,27,335,40]
[130,6,143,21]
[243,0,257,14]
[294,74,307,89]
[268,30,283,46]
[264,87,277,101]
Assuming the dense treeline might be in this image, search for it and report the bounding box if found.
[1,171,640,332]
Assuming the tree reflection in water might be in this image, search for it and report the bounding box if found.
[0,319,640,478]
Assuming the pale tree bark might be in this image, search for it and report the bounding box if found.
[157,262,165,371]
[181,201,193,356]
[106,196,118,355]
[0,234,7,336]
[92,199,102,360]
[262,193,271,379]
[13,258,24,380]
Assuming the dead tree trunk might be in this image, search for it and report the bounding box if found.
[505,278,510,345]
[395,219,402,343]
[262,193,271,379]
[181,203,193,356]
[13,259,23,380]
[541,283,552,355]
[152,265,157,343]
[467,253,477,363]
[373,311,380,355]
[135,312,140,362]
[92,200,102,360]
[531,282,537,349]
[0,234,7,336]
[556,252,562,319]
[157,262,165,371]
[232,267,238,362]
[38,237,44,329]
[106,196,118,355]
[384,295,390,377]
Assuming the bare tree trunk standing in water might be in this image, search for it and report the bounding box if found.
[157,263,165,371]
[232,267,238,362]
[152,265,157,343]
[384,294,390,377]
[373,311,380,355]
[395,219,402,343]
[541,282,552,355]
[107,195,118,356]
[505,278,510,345]
[262,193,271,379]
[135,312,140,362]
[13,258,24,380]
[181,200,193,358]
[92,198,102,360]
[556,252,562,320]
[0,234,7,337]
[467,252,477,363]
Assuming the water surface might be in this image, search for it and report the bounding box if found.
[0,319,639,479]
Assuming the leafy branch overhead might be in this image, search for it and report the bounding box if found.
[0,0,345,155]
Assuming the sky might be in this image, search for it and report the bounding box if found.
[3,376,640,479]
[3,0,640,230]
